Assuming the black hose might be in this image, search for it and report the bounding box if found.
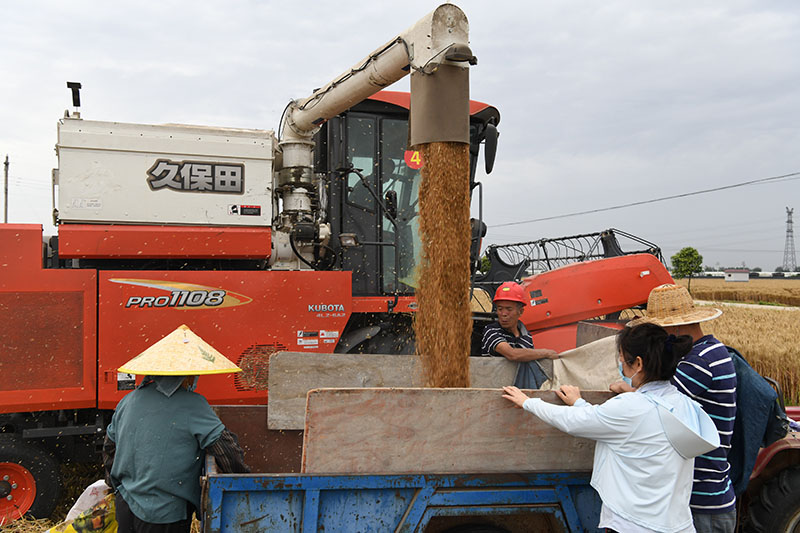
[289,233,317,270]
[315,242,339,269]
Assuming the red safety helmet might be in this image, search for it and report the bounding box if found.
[493,282,528,306]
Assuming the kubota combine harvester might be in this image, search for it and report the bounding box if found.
[1,4,797,531]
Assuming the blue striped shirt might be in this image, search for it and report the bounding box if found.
[481,321,534,356]
[671,335,737,513]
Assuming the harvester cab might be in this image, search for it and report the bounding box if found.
[315,92,500,297]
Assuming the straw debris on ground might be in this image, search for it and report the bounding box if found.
[414,142,472,388]
[0,516,53,533]
[2,460,201,532]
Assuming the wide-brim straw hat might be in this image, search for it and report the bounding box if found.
[119,324,242,376]
[627,284,722,328]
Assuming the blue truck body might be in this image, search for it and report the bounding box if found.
[202,460,602,532]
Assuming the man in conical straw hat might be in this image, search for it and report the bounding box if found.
[620,284,737,533]
[102,325,250,533]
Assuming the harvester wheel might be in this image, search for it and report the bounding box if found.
[747,466,800,532]
[0,434,61,522]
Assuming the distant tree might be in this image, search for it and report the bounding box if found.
[752,267,762,272]
[671,247,703,294]
[776,266,785,272]
[479,255,491,274]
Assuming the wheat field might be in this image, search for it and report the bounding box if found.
[699,305,800,405]
[668,278,800,404]
[652,278,799,404]
[624,303,799,405]
[677,277,800,306]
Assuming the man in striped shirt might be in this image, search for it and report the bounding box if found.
[481,281,559,365]
[629,284,737,533]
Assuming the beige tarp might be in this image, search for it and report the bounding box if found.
[540,335,620,391]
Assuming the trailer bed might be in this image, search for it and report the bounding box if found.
[202,461,601,532]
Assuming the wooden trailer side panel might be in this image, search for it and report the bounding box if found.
[302,387,612,474]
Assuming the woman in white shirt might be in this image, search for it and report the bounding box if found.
[502,323,720,533]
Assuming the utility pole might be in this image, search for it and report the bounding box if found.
[3,155,8,223]
[784,207,797,272]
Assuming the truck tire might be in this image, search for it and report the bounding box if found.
[0,434,61,521]
[747,466,800,532]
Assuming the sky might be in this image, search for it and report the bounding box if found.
[2,0,799,271]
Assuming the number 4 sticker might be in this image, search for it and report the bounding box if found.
[403,150,424,170]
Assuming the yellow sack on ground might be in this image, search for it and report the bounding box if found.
[46,493,116,533]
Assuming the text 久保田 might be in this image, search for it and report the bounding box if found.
[147,159,244,194]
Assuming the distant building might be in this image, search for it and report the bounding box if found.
[724,269,749,282]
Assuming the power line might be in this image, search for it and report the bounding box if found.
[492,171,800,228]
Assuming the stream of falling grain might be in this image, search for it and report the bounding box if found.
[414,142,472,387]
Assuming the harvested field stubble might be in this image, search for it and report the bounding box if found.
[677,278,800,306]
[414,142,472,388]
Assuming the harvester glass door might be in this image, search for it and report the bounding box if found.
[380,119,421,294]
[343,116,380,295]
[338,112,421,296]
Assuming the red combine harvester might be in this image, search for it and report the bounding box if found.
[0,85,673,522]
[1,78,797,533]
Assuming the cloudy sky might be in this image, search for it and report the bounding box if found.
[2,1,799,270]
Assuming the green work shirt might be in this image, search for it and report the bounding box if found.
[106,382,224,524]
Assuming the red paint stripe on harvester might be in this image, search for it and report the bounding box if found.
[58,225,272,259]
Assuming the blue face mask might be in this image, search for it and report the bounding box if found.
[618,361,639,387]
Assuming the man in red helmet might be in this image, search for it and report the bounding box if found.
[481,282,560,387]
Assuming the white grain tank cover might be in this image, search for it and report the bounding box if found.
[55,118,275,226]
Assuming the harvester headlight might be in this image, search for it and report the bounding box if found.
[339,233,359,248]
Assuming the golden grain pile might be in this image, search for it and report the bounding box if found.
[414,142,472,388]
[678,278,800,306]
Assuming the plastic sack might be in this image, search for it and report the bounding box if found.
[66,480,110,522]
[45,492,116,533]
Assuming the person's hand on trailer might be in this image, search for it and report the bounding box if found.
[555,385,581,406]
[501,386,529,408]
